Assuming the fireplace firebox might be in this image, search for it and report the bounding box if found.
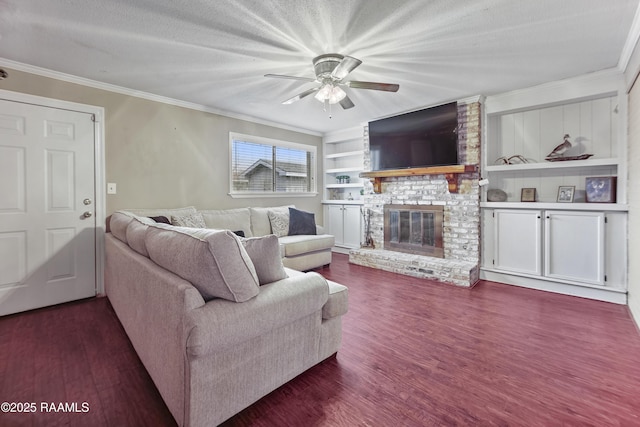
[383,204,444,258]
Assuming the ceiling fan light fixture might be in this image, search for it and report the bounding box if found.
[314,83,346,104]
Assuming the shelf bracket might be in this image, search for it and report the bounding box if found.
[445,173,459,193]
[370,178,382,194]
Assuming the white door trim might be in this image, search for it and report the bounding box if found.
[0,89,106,295]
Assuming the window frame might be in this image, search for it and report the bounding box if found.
[228,132,318,198]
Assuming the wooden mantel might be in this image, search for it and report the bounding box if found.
[360,165,478,193]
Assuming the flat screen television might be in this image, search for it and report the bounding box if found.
[368,102,459,171]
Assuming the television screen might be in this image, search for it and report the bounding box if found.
[368,102,459,171]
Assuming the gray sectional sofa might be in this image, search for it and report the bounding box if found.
[105,208,348,426]
[134,205,334,271]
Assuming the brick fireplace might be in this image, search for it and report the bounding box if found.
[349,99,481,287]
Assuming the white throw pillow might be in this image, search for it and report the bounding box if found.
[267,210,289,237]
[171,212,207,228]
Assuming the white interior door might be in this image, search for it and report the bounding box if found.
[0,98,96,316]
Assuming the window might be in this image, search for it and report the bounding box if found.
[229,132,317,197]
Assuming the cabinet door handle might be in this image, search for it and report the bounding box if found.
[537,215,541,219]
[546,216,550,219]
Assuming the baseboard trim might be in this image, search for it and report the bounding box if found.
[481,269,627,304]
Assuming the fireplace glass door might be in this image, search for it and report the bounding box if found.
[385,205,444,257]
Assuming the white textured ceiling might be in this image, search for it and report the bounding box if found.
[0,0,638,134]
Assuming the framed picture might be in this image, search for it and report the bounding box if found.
[521,188,537,202]
[585,176,617,203]
[557,185,575,203]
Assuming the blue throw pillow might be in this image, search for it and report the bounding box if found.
[288,208,316,236]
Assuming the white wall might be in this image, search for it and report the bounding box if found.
[625,44,640,329]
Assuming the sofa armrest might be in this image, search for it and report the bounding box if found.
[316,224,325,234]
[185,272,329,357]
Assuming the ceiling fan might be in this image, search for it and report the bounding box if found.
[265,54,399,110]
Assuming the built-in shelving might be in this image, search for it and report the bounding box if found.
[483,82,625,205]
[325,150,364,159]
[480,201,628,212]
[325,167,364,174]
[485,157,619,173]
[326,183,364,189]
[480,70,628,303]
[323,126,366,203]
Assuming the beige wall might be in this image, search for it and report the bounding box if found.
[0,67,324,221]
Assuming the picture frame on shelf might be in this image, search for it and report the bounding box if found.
[520,188,537,202]
[557,185,575,203]
[585,176,617,203]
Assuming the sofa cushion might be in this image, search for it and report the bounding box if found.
[171,212,207,228]
[278,234,335,257]
[110,211,137,243]
[323,280,349,319]
[267,210,289,237]
[288,207,317,236]
[240,235,287,285]
[145,225,260,302]
[249,205,293,237]
[199,208,253,237]
[285,269,347,319]
[125,216,156,257]
[127,206,198,219]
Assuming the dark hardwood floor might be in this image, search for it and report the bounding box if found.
[2,253,640,426]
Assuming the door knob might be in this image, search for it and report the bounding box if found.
[83,198,92,205]
[83,211,93,218]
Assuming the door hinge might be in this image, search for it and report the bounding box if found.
[492,259,495,265]
[492,212,495,218]
[604,275,607,282]
[91,114,96,122]
[604,217,608,224]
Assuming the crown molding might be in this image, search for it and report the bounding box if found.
[619,1,640,73]
[0,58,322,137]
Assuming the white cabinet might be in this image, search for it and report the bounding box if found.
[493,209,542,275]
[325,203,362,250]
[544,211,605,285]
[482,207,627,303]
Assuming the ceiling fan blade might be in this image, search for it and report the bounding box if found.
[339,94,355,110]
[282,87,319,104]
[346,81,399,92]
[331,56,362,80]
[264,73,316,82]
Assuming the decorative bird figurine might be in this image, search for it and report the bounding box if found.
[545,134,572,159]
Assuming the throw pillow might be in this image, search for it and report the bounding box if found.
[267,210,289,237]
[145,225,260,302]
[241,235,287,285]
[171,212,207,228]
[288,207,317,236]
[149,215,171,224]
